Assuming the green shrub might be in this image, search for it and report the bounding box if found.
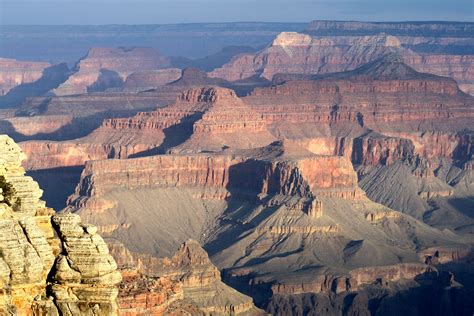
[0,175,16,206]
[13,197,22,212]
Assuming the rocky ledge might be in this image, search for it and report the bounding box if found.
[116,239,264,315]
[0,135,121,315]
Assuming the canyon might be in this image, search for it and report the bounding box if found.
[0,20,472,315]
[0,135,263,315]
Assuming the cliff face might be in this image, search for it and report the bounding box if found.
[17,64,473,192]
[0,135,121,315]
[39,57,473,166]
[209,32,401,81]
[117,240,264,315]
[0,58,50,96]
[209,31,474,95]
[66,142,362,216]
[402,53,474,95]
[53,47,172,96]
[46,86,273,163]
[62,138,470,315]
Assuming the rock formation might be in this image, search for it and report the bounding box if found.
[117,239,264,315]
[53,47,172,95]
[13,58,472,229]
[0,90,177,145]
[62,137,472,313]
[209,32,401,81]
[2,22,472,316]
[16,59,473,229]
[209,30,474,95]
[0,134,121,315]
[0,58,50,96]
[123,68,182,92]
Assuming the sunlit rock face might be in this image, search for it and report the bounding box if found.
[0,135,121,315]
[117,240,265,315]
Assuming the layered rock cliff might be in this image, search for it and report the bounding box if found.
[53,47,172,95]
[0,58,50,96]
[17,63,473,224]
[117,239,264,315]
[209,32,401,81]
[66,140,363,218]
[62,138,470,315]
[209,31,474,95]
[75,60,473,160]
[0,134,121,315]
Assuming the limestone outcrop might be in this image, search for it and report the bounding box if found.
[0,134,121,315]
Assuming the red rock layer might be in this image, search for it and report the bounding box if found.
[20,142,113,170]
[245,78,470,126]
[209,32,401,81]
[209,31,474,95]
[402,53,474,95]
[19,71,473,172]
[65,141,365,223]
[115,240,263,315]
[70,152,362,203]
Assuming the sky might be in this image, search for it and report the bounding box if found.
[0,0,472,25]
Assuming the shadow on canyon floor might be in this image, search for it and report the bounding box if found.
[0,108,155,142]
[448,196,474,219]
[26,166,83,211]
[129,111,204,157]
[0,63,71,109]
[223,249,474,316]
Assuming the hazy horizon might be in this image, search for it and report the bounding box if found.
[1,0,472,25]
